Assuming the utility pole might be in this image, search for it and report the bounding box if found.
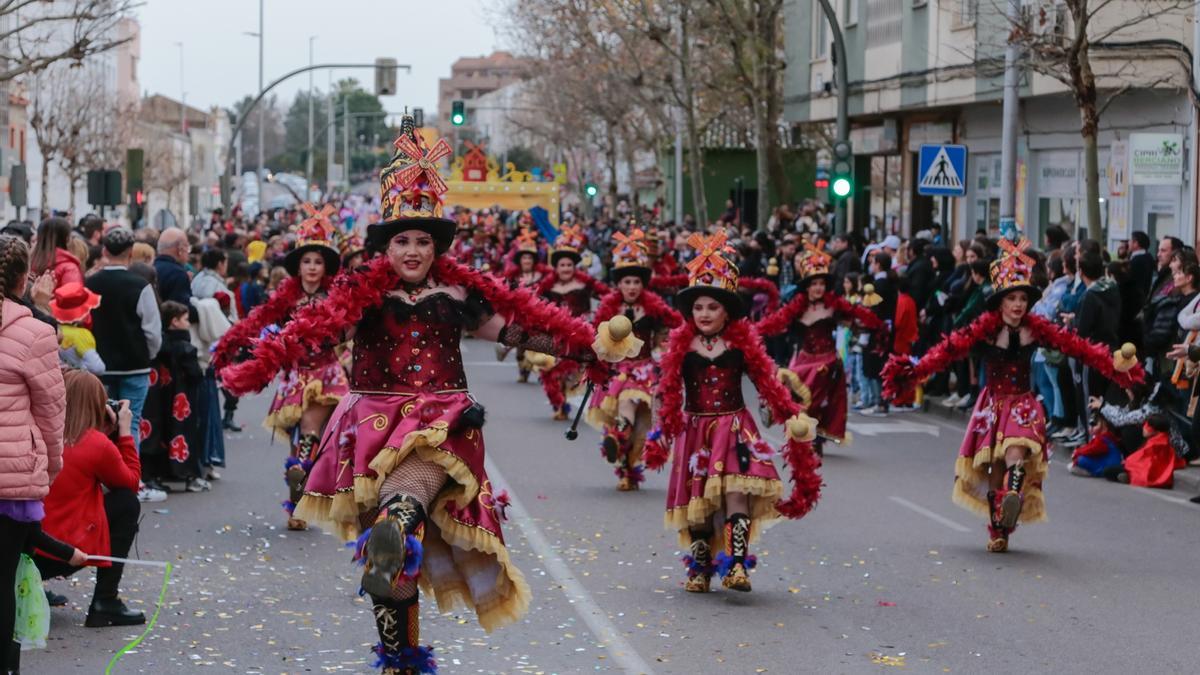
[256,0,265,205]
[306,35,316,200]
[326,93,335,196]
[342,97,350,190]
[174,42,185,134]
[998,0,1021,239]
[816,0,849,235]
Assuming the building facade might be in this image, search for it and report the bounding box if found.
[783,0,1197,246]
[436,51,531,137]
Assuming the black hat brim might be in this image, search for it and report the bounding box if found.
[367,217,456,254]
[611,265,651,284]
[550,250,582,266]
[284,244,341,277]
[797,272,832,288]
[676,285,745,319]
[986,284,1041,310]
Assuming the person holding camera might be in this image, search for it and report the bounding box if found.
[35,369,145,628]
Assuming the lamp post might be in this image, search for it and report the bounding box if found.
[306,35,317,200]
[242,0,265,208]
[173,42,185,134]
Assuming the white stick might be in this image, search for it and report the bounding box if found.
[85,555,171,569]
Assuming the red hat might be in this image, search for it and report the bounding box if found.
[50,282,101,324]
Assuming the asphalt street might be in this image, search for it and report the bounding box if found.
[26,339,1200,674]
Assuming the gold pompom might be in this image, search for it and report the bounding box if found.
[860,283,883,308]
[1114,342,1138,373]
[766,257,780,277]
[593,318,645,363]
[607,314,633,341]
[785,412,818,443]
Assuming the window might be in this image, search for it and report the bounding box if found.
[812,1,829,60]
[846,0,858,25]
[866,0,903,45]
[955,0,977,27]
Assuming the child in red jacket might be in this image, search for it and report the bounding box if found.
[35,369,144,628]
[1104,413,1186,488]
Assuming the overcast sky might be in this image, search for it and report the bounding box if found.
[136,0,500,118]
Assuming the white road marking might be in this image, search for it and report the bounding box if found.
[484,457,656,675]
[847,420,940,437]
[1124,486,1200,510]
[888,496,972,533]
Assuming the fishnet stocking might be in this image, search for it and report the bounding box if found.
[377,454,447,600]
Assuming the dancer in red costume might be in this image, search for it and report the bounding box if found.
[587,229,683,491]
[755,241,883,456]
[498,228,548,382]
[213,204,349,531]
[642,231,822,593]
[537,225,609,420]
[883,236,1144,552]
[221,116,626,674]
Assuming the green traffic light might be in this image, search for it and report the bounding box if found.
[584,183,598,197]
[832,177,852,198]
[451,113,465,126]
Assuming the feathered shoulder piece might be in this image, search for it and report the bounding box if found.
[536,270,610,297]
[755,293,809,337]
[594,287,682,328]
[882,310,1002,400]
[1024,313,1144,388]
[827,294,884,331]
[221,257,399,395]
[212,276,308,372]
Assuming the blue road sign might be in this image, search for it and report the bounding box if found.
[917,144,967,197]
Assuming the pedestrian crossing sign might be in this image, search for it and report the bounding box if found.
[918,144,967,197]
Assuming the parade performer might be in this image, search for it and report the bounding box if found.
[221,118,626,674]
[498,227,549,382]
[642,232,822,594]
[212,203,349,531]
[537,225,609,419]
[755,241,884,455]
[882,237,1144,552]
[587,229,682,491]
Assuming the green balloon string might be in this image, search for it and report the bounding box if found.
[104,561,173,674]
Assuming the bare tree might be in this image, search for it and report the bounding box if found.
[1005,0,1196,239]
[706,0,787,230]
[0,0,137,82]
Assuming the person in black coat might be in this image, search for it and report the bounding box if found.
[904,238,936,311]
[830,234,861,291]
[1127,231,1155,302]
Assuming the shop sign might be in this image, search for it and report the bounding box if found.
[1129,133,1183,186]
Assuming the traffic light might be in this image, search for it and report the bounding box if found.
[375,57,398,96]
[451,100,465,126]
[831,140,853,199]
[584,182,598,197]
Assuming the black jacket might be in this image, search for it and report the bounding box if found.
[904,256,936,311]
[831,248,861,290]
[1128,251,1155,301]
[1074,278,1121,349]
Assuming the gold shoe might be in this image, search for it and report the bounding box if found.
[287,517,307,531]
[616,476,633,491]
[684,575,711,593]
[553,408,569,421]
[986,536,1008,553]
[722,563,752,592]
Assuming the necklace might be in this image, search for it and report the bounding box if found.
[400,278,431,302]
[699,331,722,352]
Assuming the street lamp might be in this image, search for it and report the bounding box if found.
[306,35,317,199]
[243,0,264,210]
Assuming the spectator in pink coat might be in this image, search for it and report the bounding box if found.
[0,234,66,671]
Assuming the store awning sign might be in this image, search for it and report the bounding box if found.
[1129,133,1183,186]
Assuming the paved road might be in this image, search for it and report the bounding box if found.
[27,340,1200,673]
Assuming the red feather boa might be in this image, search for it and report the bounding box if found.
[756,293,882,338]
[655,318,821,519]
[221,255,601,396]
[882,310,1144,401]
[535,270,610,298]
[649,273,688,293]
[212,277,306,371]
[593,287,682,328]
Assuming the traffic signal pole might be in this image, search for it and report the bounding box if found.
[816,0,849,235]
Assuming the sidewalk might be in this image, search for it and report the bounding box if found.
[915,395,1200,499]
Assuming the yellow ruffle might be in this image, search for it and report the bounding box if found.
[951,441,1048,525]
[664,473,784,549]
[262,377,344,441]
[298,420,532,633]
[584,387,653,431]
[777,368,813,407]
